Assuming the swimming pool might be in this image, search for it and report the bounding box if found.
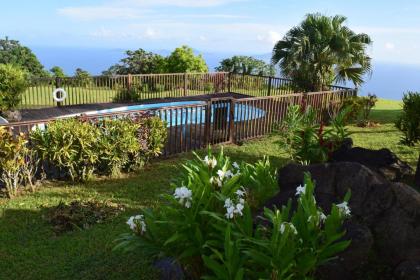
[58,100,266,127]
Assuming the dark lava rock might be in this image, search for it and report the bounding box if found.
[394,261,420,280]
[331,139,412,181]
[153,258,184,280]
[265,162,420,279]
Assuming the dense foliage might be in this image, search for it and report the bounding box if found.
[165,45,208,73]
[279,104,350,164]
[103,49,167,75]
[342,94,378,126]
[0,127,35,198]
[29,116,167,182]
[0,37,47,77]
[272,14,372,91]
[115,150,351,279]
[215,56,275,76]
[0,64,28,112]
[50,66,66,78]
[396,92,420,145]
[74,68,92,87]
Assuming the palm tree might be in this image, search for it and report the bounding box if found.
[272,14,372,91]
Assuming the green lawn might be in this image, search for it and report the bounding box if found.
[0,99,418,279]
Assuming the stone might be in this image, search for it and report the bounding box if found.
[394,261,420,280]
[331,140,413,181]
[153,258,185,280]
[265,162,420,278]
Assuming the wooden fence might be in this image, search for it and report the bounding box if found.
[5,89,356,156]
[18,72,353,109]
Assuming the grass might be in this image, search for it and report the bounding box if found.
[0,99,418,279]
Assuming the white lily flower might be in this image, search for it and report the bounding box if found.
[204,156,217,168]
[225,206,235,219]
[235,188,246,198]
[234,203,244,216]
[127,215,147,234]
[174,186,193,208]
[232,162,240,169]
[224,198,233,208]
[319,212,327,222]
[295,184,306,196]
[337,201,351,216]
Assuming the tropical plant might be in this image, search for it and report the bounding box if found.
[114,150,351,279]
[342,94,377,125]
[74,68,92,87]
[0,64,28,112]
[50,66,66,78]
[396,92,420,146]
[272,14,372,91]
[0,36,47,77]
[0,127,28,197]
[216,56,275,76]
[30,118,101,182]
[279,105,351,164]
[97,118,141,177]
[103,49,167,75]
[165,45,208,73]
[137,116,168,162]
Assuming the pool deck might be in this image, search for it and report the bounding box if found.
[20,92,249,122]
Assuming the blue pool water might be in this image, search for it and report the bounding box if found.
[59,100,266,127]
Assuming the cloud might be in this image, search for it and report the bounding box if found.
[257,31,283,45]
[88,22,287,53]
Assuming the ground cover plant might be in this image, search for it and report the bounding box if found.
[0,99,418,279]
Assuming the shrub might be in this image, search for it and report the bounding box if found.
[97,118,141,176]
[30,118,101,182]
[279,105,350,164]
[0,127,28,197]
[342,94,377,125]
[114,149,351,279]
[0,64,28,112]
[396,92,420,146]
[137,116,167,162]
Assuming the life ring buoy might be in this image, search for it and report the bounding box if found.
[53,88,67,102]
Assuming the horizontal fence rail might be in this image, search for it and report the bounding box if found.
[17,72,353,109]
[5,89,356,156]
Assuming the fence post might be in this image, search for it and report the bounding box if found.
[267,76,272,96]
[204,100,212,146]
[229,98,236,144]
[183,73,188,97]
[55,77,62,107]
[127,74,132,101]
[228,72,232,93]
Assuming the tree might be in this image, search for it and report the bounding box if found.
[272,14,372,91]
[103,49,166,75]
[0,64,28,112]
[216,56,275,76]
[165,45,208,73]
[0,36,47,77]
[50,66,66,78]
[74,68,92,87]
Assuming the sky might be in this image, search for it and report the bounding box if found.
[2,0,420,65]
